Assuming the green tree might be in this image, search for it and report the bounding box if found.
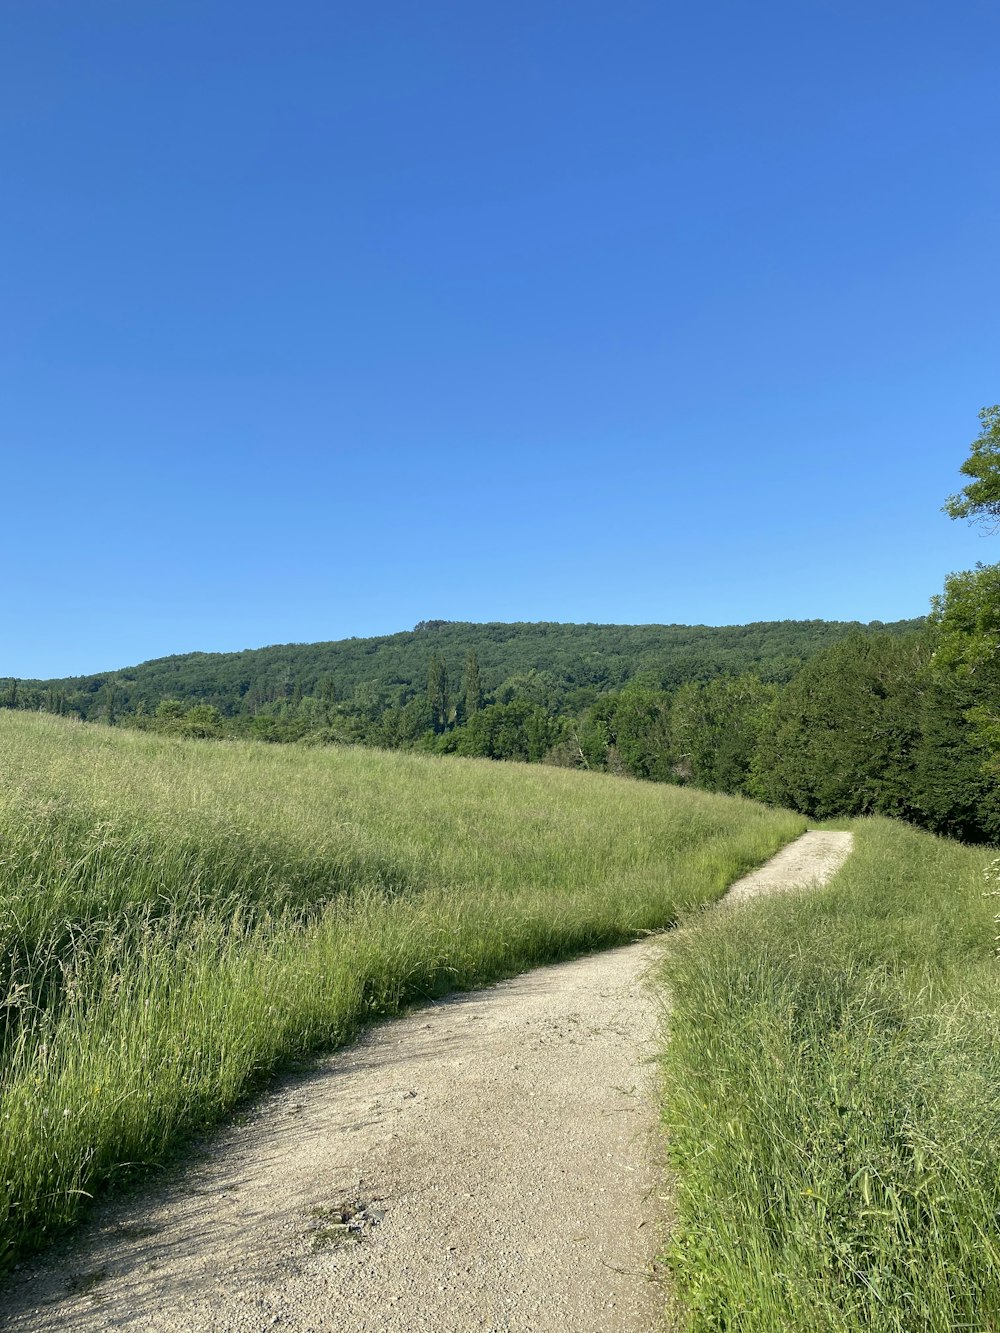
[351,679,385,721]
[103,681,120,726]
[912,562,1000,840]
[611,685,673,781]
[462,649,482,717]
[944,404,1000,528]
[373,696,434,749]
[181,703,223,738]
[317,674,337,724]
[582,684,672,781]
[494,669,559,710]
[427,654,449,732]
[912,670,1000,842]
[750,633,927,819]
[155,699,188,724]
[453,699,556,762]
[670,675,776,794]
[930,563,1000,686]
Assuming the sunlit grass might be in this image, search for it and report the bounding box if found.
[0,711,803,1267]
[660,817,1000,1330]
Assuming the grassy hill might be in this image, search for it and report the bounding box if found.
[0,709,803,1269]
[7,616,923,721]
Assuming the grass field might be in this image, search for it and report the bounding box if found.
[661,817,1000,1331]
[0,710,804,1269]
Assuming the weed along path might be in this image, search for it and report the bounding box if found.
[1,830,853,1333]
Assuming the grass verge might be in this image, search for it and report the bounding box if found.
[0,711,803,1268]
[660,817,1000,1331]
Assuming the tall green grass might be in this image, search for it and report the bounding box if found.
[661,818,1000,1331]
[0,711,803,1268]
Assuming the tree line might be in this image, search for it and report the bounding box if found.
[3,617,918,727]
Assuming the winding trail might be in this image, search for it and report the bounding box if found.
[1,830,853,1333]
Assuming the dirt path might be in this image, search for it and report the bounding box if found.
[0,830,853,1333]
[722,830,854,905]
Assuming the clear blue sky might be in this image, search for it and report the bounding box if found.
[2,1,998,679]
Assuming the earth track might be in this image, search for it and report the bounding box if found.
[1,829,853,1333]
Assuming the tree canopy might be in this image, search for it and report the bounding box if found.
[944,404,1000,528]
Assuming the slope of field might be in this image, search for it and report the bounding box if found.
[0,711,804,1270]
[661,817,1000,1330]
[12,616,923,719]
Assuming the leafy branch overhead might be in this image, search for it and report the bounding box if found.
[944,404,1000,528]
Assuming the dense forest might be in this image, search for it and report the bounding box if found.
[4,406,999,843]
[2,616,917,748]
[3,617,918,724]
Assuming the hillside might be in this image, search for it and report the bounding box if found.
[0,709,802,1268]
[2,712,998,1328]
[8,616,923,721]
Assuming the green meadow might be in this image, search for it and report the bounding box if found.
[661,818,1000,1330]
[4,709,999,1330]
[0,710,802,1269]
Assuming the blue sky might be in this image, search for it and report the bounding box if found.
[2,1,998,678]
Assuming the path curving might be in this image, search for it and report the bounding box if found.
[1,829,853,1333]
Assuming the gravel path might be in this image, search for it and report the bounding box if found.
[0,829,853,1333]
[721,830,854,905]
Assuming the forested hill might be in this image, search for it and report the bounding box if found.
[11,617,921,721]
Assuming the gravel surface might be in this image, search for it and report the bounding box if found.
[721,830,854,906]
[1,945,671,1333]
[0,828,853,1333]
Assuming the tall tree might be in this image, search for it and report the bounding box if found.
[463,649,482,717]
[317,674,337,724]
[427,654,449,732]
[944,404,1000,528]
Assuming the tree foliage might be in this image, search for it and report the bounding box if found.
[944,405,1000,528]
[671,675,776,795]
[426,654,450,732]
[749,633,928,820]
[12,618,919,727]
[913,562,1000,840]
[451,699,558,763]
[462,649,482,718]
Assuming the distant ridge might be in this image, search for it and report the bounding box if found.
[9,617,924,721]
